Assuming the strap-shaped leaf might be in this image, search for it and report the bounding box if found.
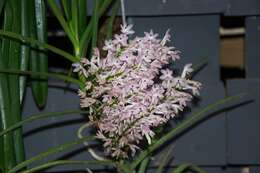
[0,109,88,137]
[19,0,30,103]
[20,160,114,173]
[71,1,79,41]
[46,0,77,46]
[0,68,84,87]
[9,0,25,164]
[31,0,48,109]
[106,0,120,39]
[0,0,6,16]
[0,30,77,62]
[79,0,113,57]
[7,136,96,173]
[0,1,17,171]
[78,0,87,37]
[91,0,99,49]
[61,0,71,21]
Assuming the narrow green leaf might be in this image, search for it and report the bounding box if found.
[61,0,71,21]
[9,0,25,164]
[79,0,113,57]
[7,136,96,173]
[0,109,88,137]
[155,145,174,173]
[0,51,7,173]
[131,93,246,169]
[71,1,79,41]
[0,0,6,16]
[0,56,15,172]
[78,0,87,37]
[91,0,99,49]
[32,0,48,109]
[0,68,84,87]
[171,164,206,173]
[1,1,13,66]
[19,0,31,103]
[0,30,77,62]
[0,1,17,171]
[106,0,120,39]
[46,0,77,46]
[138,157,150,173]
[20,160,115,173]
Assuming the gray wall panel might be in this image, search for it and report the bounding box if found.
[226,79,260,164]
[225,0,260,16]
[129,15,220,83]
[246,16,260,78]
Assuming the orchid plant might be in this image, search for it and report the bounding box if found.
[0,1,245,173]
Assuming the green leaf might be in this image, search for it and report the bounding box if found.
[0,1,17,171]
[46,0,77,47]
[171,164,206,173]
[20,160,115,173]
[8,0,25,164]
[78,0,87,37]
[19,0,31,103]
[32,0,48,109]
[71,1,79,41]
[61,0,71,21]
[0,30,77,62]
[7,136,96,173]
[0,109,88,137]
[155,145,175,173]
[138,156,150,173]
[79,0,113,57]
[0,0,6,16]
[106,0,120,39]
[0,68,84,87]
[91,0,99,49]
[130,93,247,169]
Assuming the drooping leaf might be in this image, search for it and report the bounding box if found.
[0,68,84,87]
[0,109,88,137]
[8,136,96,173]
[0,30,77,62]
[20,160,114,173]
[130,93,246,169]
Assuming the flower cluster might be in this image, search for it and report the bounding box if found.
[73,25,201,159]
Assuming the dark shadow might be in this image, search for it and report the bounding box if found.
[48,84,78,93]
